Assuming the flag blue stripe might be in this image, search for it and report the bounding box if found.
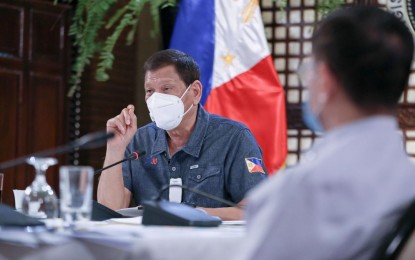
[169,0,215,105]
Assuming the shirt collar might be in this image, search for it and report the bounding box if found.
[301,115,398,164]
[312,115,398,149]
[326,115,397,139]
[151,105,209,158]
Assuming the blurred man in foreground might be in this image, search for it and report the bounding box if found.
[97,49,267,220]
[243,6,415,259]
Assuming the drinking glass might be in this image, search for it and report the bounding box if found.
[59,166,93,226]
[13,189,25,211]
[21,157,58,219]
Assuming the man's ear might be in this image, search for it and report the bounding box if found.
[190,80,203,105]
[320,63,339,102]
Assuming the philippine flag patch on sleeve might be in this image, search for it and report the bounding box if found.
[245,158,265,174]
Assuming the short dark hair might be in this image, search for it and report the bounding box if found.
[312,6,414,110]
[143,49,200,87]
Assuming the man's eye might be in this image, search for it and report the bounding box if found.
[146,89,154,94]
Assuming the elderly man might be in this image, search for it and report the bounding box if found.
[98,49,267,220]
[243,6,415,259]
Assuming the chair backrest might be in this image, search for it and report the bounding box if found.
[373,199,415,260]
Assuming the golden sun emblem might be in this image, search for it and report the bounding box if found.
[222,51,236,66]
[242,0,259,23]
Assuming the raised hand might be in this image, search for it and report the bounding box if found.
[106,104,138,153]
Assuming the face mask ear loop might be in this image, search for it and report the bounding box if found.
[180,103,194,119]
[180,84,192,100]
[178,84,194,119]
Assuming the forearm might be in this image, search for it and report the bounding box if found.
[199,200,246,221]
[200,206,244,221]
[97,151,130,210]
[99,104,137,210]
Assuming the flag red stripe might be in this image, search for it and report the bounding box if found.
[205,55,287,173]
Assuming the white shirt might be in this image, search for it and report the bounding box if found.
[242,116,415,260]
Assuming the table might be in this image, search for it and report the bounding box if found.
[0,219,246,260]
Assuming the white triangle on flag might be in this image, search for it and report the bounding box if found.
[212,0,271,89]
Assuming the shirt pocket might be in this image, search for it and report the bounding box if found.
[187,165,221,183]
[186,165,224,207]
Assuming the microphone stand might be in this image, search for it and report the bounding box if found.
[141,184,243,227]
[94,151,146,176]
[0,131,115,170]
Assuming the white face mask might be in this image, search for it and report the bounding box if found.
[146,86,193,130]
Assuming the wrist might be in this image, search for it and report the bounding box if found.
[195,207,208,214]
[105,147,126,161]
[182,202,196,208]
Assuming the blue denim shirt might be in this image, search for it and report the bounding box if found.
[122,105,267,207]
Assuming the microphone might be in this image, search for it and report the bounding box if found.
[0,131,115,170]
[73,131,115,149]
[142,184,241,227]
[94,150,146,175]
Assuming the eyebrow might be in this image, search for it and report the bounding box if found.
[145,79,179,87]
[145,76,179,82]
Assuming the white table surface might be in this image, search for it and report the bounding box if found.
[0,219,246,260]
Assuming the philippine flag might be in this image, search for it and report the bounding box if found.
[170,0,287,173]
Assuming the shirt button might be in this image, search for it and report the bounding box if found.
[172,167,176,171]
[196,174,201,180]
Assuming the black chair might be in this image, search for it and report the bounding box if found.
[373,199,415,260]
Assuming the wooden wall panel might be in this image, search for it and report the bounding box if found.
[29,76,60,150]
[0,1,26,206]
[0,70,21,202]
[0,0,70,206]
[29,9,65,64]
[0,71,20,161]
[0,4,23,59]
[29,74,63,190]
